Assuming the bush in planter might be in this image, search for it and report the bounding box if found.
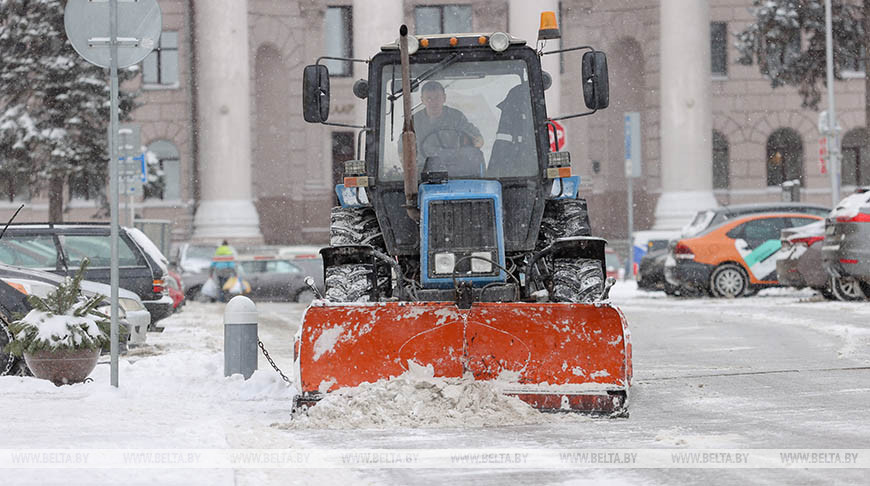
[3,259,111,385]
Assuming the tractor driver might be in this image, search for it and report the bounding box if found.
[414,81,484,174]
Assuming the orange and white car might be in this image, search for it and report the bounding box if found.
[664,212,823,298]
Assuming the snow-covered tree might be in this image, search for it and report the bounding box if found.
[736,0,867,118]
[0,0,138,221]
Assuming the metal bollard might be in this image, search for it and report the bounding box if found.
[224,295,258,379]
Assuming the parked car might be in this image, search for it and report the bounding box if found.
[604,248,623,280]
[680,203,830,239]
[636,238,675,292]
[235,255,324,303]
[821,188,870,301]
[665,212,823,298]
[775,220,834,299]
[0,262,151,342]
[0,223,173,324]
[640,203,829,294]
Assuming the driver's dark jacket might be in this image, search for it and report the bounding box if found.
[413,106,482,152]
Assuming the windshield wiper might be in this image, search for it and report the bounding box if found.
[387,52,462,101]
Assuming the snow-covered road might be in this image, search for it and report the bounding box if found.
[2,284,869,485]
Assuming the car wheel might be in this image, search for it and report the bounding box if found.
[709,263,748,298]
[831,276,867,301]
[663,281,679,296]
[295,289,317,304]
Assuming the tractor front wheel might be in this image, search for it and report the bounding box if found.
[325,264,375,302]
[550,258,604,303]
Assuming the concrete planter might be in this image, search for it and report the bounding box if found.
[23,348,100,385]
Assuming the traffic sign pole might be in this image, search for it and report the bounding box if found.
[108,0,120,388]
[63,0,161,388]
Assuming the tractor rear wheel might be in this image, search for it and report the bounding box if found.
[539,198,591,248]
[550,258,604,303]
[330,206,384,247]
[327,206,389,302]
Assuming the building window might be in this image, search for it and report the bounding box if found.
[766,128,803,186]
[842,128,870,186]
[0,170,29,202]
[144,140,181,200]
[712,130,730,189]
[324,6,352,77]
[331,131,355,205]
[711,22,727,77]
[142,31,179,86]
[415,5,472,35]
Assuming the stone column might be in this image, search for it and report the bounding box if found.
[510,0,561,122]
[192,0,263,243]
[654,0,717,230]
[353,0,403,126]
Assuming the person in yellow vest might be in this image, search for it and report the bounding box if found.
[209,240,237,302]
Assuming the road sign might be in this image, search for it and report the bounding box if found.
[624,112,641,178]
[548,121,566,151]
[64,0,162,69]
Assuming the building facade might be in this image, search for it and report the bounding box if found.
[3,0,868,246]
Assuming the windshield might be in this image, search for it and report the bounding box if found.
[378,58,538,181]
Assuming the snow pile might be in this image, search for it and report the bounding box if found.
[291,362,547,429]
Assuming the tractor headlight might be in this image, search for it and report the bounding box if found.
[471,252,492,273]
[489,32,510,52]
[434,252,456,275]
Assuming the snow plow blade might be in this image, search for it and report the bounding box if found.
[294,301,631,415]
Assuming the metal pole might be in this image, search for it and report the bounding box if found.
[109,0,120,387]
[825,0,841,206]
[627,176,634,281]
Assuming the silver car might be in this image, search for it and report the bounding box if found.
[821,188,870,301]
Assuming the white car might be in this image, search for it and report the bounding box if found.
[0,263,151,345]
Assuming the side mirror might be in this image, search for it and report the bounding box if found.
[303,64,330,123]
[581,51,609,110]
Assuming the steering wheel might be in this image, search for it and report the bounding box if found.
[420,128,477,159]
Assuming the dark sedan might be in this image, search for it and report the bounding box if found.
[237,256,324,303]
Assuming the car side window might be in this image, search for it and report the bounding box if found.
[742,218,786,242]
[788,217,818,228]
[59,235,140,267]
[266,260,301,274]
[0,235,59,269]
[240,261,266,274]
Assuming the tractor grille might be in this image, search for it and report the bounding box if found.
[427,199,499,277]
[428,199,496,251]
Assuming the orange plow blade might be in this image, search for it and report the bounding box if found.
[294,301,632,415]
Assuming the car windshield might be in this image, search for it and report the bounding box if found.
[378,58,537,181]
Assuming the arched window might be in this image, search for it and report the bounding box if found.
[712,130,729,189]
[841,128,870,187]
[144,140,181,200]
[766,128,803,186]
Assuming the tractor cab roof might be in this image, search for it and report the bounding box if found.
[380,32,526,52]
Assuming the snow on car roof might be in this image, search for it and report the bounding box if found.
[830,189,870,220]
[125,227,168,275]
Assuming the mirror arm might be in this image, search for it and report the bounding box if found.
[315,56,370,66]
[311,57,370,129]
[540,45,594,56]
[549,109,597,122]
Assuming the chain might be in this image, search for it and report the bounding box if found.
[258,339,292,385]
